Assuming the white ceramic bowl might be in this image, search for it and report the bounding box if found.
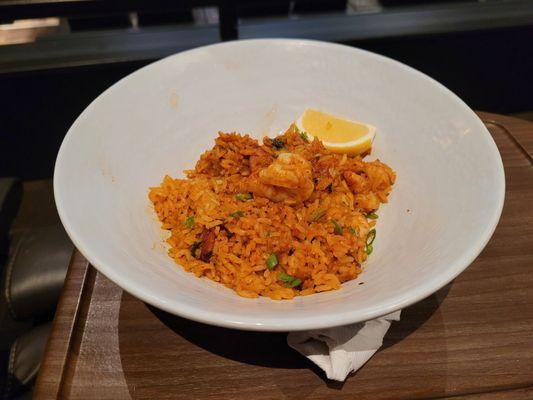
[54,39,504,331]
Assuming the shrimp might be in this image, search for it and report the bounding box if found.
[344,160,395,193]
[248,152,314,203]
[343,171,369,193]
[344,162,395,212]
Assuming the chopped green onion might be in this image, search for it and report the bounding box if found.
[366,229,376,245]
[278,272,302,288]
[366,213,378,220]
[309,208,326,222]
[331,219,343,235]
[266,253,278,270]
[286,278,302,288]
[229,211,244,218]
[235,192,253,201]
[184,216,195,228]
[348,227,357,236]
[266,231,272,237]
[278,272,294,283]
[299,131,309,142]
[365,244,374,255]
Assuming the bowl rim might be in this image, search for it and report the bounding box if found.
[54,38,506,331]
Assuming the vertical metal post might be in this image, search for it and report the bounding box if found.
[218,0,238,41]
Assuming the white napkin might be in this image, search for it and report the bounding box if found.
[287,311,401,381]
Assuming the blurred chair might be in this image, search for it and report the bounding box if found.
[0,178,73,399]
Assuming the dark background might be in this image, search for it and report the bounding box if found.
[1,0,533,180]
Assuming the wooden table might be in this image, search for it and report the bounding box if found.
[34,113,533,400]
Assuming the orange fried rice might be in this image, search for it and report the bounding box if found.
[149,125,395,300]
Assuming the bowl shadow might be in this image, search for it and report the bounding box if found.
[145,282,451,371]
[382,283,451,350]
[148,305,311,369]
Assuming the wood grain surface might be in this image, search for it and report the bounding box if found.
[34,113,533,400]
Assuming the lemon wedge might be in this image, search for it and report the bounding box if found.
[296,109,376,155]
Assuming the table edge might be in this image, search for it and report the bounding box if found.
[33,252,91,399]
